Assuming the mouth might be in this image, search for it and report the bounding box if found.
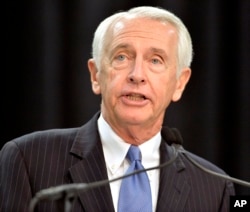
[126,93,147,101]
[125,93,147,101]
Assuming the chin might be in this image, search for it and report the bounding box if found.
[116,110,151,125]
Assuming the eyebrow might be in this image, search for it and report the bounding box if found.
[109,43,168,59]
[149,47,168,57]
[109,44,132,56]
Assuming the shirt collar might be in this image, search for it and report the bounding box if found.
[97,113,161,174]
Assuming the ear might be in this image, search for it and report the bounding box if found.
[88,59,101,95]
[172,67,191,102]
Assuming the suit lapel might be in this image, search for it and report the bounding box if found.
[69,112,115,212]
[67,113,190,211]
[156,140,190,212]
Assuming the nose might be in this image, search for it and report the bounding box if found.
[127,58,146,85]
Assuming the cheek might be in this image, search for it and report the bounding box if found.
[153,75,177,104]
[100,69,125,97]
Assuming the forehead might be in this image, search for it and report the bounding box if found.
[107,17,178,51]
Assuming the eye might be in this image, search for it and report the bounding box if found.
[116,54,127,61]
[151,57,162,64]
[111,53,130,70]
[148,55,166,72]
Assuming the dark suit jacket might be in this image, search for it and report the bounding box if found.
[0,112,235,212]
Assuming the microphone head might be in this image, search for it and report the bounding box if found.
[161,126,183,145]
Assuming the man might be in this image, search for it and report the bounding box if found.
[0,6,234,212]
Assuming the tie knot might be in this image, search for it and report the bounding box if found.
[126,145,142,162]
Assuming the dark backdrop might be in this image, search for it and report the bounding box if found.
[4,0,250,195]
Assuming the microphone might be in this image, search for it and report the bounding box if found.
[161,126,183,145]
[161,127,250,188]
[162,127,250,186]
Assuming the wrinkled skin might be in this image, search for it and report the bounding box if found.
[88,17,191,145]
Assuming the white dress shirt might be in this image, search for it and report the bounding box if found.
[97,114,161,212]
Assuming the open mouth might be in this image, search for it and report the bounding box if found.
[126,93,147,101]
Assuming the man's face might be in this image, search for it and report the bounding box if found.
[89,17,190,130]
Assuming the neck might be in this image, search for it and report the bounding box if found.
[117,126,161,145]
[102,114,162,145]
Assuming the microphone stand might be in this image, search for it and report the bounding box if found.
[28,126,250,212]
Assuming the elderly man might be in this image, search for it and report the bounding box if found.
[0,6,234,212]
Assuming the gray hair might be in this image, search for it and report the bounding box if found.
[91,6,193,76]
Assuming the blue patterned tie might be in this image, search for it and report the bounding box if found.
[118,145,152,212]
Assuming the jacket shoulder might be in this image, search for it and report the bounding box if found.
[181,150,228,175]
[9,128,79,148]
